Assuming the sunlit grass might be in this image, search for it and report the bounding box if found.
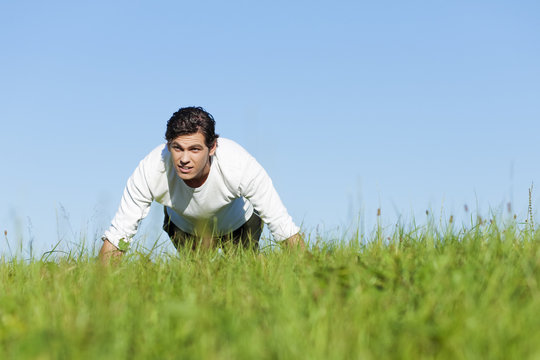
[1,216,539,359]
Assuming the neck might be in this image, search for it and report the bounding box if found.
[183,159,211,188]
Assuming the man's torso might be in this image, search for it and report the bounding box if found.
[149,138,254,235]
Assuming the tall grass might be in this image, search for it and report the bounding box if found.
[1,216,539,359]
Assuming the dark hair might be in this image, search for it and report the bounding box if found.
[165,106,219,148]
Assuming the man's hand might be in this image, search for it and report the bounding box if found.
[99,238,124,265]
[283,232,306,250]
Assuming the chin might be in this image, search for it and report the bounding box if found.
[175,172,191,180]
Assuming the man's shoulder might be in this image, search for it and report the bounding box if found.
[139,143,170,172]
[212,138,255,189]
[215,138,251,159]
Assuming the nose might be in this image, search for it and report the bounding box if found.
[180,151,190,164]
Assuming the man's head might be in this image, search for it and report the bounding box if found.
[165,106,219,148]
[166,107,219,188]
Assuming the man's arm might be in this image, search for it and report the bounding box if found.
[99,238,124,265]
[101,148,159,256]
[238,154,301,244]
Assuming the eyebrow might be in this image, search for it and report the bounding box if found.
[170,141,203,149]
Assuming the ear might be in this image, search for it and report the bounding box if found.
[209,140,217,156]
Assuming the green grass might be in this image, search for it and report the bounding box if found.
[1,219,540,359]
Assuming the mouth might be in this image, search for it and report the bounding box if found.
[177,165,193,174]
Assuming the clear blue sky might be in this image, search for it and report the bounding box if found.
[1,0,539,256]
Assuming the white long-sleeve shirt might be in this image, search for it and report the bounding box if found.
[103,138,300,249]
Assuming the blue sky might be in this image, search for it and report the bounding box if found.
[1,0,539,255]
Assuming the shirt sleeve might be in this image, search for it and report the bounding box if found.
[239,155,300,242]
[102,158,154,250]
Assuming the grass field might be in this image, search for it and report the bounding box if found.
[1,217,540,359]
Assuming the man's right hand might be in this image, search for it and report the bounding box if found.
[98,238,124,265]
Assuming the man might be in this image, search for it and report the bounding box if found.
[99,106,304,261]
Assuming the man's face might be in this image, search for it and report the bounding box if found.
[168,132,216,188]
